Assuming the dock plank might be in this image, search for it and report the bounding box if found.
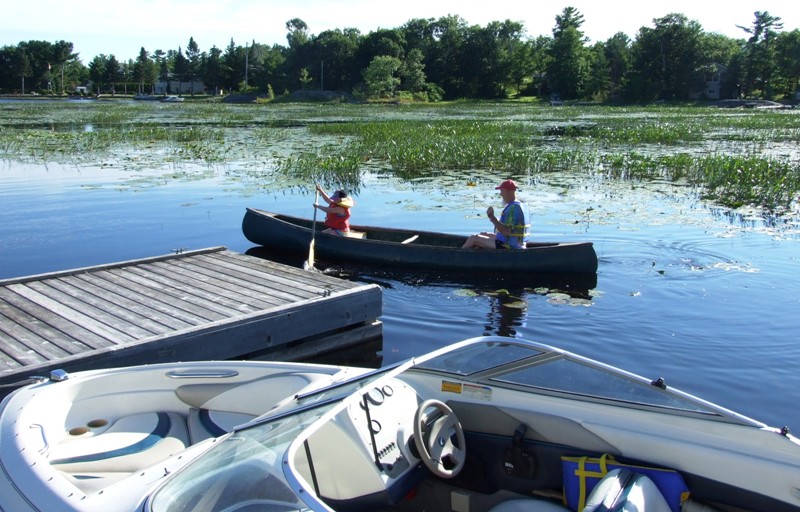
[109,266,236,320]
[0,310,72,361]
[82,271,217,326]
[72,273,196,331]
[203,252,350,292]
[21,280,151,339]
[0,287,109,353]
[0,247,382,388]
[44,278,172,336]
[145,260,289,309]
[3,285,126,345]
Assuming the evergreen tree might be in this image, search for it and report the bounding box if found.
[221,39,240,92]
[133,47,156,94]
[173,47,188,92]
[604,33,631,100]
[203,46,224,94]
[88,55,106,93]
[547,7,587,100]
[584,42,612,100]
[738,11,783,98]
[103,55,123,93]
[185,37,201,94]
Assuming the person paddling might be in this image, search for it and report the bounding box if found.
[313,184,355,235]
[461,179,530,249]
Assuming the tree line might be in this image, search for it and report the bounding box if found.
[1,8,798,102]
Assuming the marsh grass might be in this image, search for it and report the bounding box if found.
[1,100,798,212]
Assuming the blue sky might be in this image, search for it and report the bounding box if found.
[2,0,796,63]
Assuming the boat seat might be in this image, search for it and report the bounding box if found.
[187,408,255,444]
[50,411,189,474]
[489,468,670,512]
[176,372,333,443]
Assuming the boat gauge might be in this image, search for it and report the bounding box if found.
[361,387,385,408]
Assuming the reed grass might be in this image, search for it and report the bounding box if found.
[0,100,798,212]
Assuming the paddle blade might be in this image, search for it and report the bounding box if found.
[304,239,315,270]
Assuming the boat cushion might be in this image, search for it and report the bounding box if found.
[561,454,689,512]
[584,468,671,512]
[489,469,671,512]
[50,412,188,473]
[187,408,255,444]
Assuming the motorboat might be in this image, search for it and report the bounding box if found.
[1,336,798,511]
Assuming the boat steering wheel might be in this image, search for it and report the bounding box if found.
[413,399,466,478]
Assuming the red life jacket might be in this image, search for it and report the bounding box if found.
[325,207,351,231]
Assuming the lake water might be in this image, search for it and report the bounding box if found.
[0,98,800,438]
[1,142,799,436]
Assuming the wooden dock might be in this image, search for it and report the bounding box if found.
[0,247,382,388]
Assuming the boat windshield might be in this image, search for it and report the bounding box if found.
[492,358,715,413]
[415,340,544,375]
[147,406,324,511]
[416,338,725,416]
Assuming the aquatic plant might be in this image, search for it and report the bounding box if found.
[1,100,798,213]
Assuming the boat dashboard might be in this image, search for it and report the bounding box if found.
[291,377,444,508]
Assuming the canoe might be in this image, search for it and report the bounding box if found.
[1,335,797,511]
[242,208,598,274]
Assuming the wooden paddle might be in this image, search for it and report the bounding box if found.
[304,189,319,270]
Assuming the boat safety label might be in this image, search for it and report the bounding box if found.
[441,381,492,401]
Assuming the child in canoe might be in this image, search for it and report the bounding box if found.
[313,184,355,235]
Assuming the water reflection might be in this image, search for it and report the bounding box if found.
[244,245,597,342]
[483,288,528,337]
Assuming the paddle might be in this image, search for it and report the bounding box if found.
[304,189,319,271]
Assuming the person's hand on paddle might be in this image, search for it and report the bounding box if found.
[486,206,495,219]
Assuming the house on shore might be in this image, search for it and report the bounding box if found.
[690,63,727,101]
[154,78,206,95]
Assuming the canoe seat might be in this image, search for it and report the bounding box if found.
[50,412,189,475]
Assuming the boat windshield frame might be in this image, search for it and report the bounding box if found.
[412,337,764,426]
